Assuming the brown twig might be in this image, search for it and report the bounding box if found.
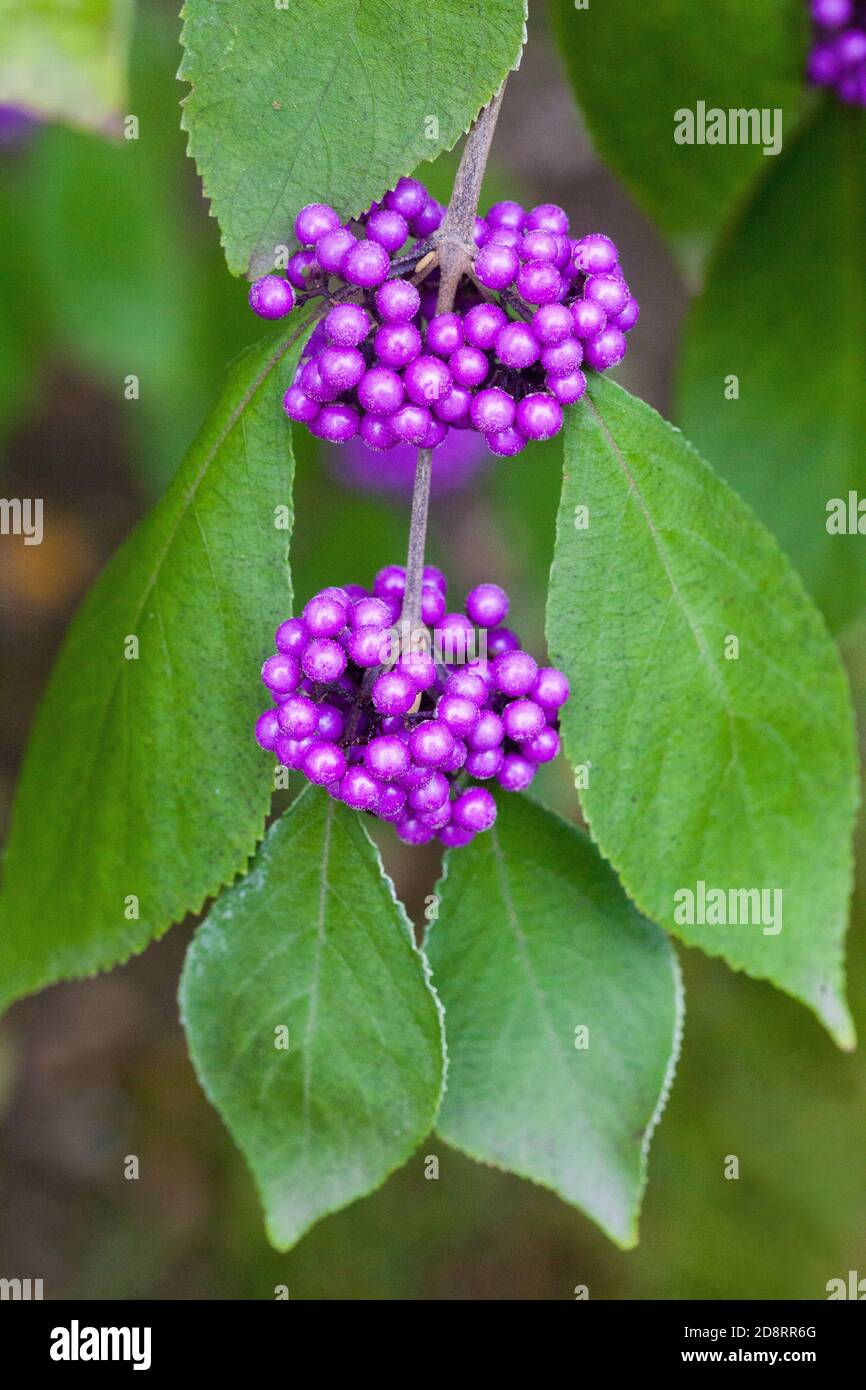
[398,80,507,636]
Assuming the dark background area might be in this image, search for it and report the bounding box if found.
[0,0,864,1299]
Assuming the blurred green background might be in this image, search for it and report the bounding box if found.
[0,0,864,1299]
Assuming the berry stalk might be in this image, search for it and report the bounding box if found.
[400,81,507,632]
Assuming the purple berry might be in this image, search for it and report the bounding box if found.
[520,228,560,263]
[286,249,318,287]
[384,177,428,220]
[516,393,563,442]
[395,813,436,846]
[444,670,489,704]
[475,243,519,291]
[374,321,422,368]
[611,297,640,331]
[249,274,295,320]
[434,383,473,424]
[464,302,508,349]
[541,337,583,376]
[262,653,301,695]
[316,703,346,742]
[468,709,504,751]
[275,617,307,655]
[397,649,436,691]
[342,239,391,288]
[358,365,404,415]
[467,582,509,628]
[486,200,526,231]
[584,326,627,371]
[496,321,541,369]
[547,368,587,405]
[437,694,481,739]
[374,564,406,603]
[487,426,525,457]
[299,359,334,403]
[409,720,455,767]
[571,299,608,339]
[501,699,546,742]
[420,581,446,625]
[497,752,535,792]
[471,387,516,435]
[493,649,538,696]
[572,233,619,275]
[360,414,398,451]
[303,589,349,636]
[294,203,340,245]
[426,313,464,357]
[465,747,504,779]
[404,355,453,406]
[372,668,417,715]
[525,203,569,235]
[255,708,280,750]
[412,197,445,237]
[324,303,370,346]
[523,727,561,764]
[340,765,380,810]
[366,207,409,252]
[365,735,410,782]
[409,770,450,813]
[283,385,320,424]
[533,666,570,709]
[584,274,630,317]
[487,627,520,657]
[377,785,409,821]
[303,742,347,785]
[516,260,564,305]
[439,823,475,848]
[276,693,319,738]
[352,595,392,630]
[375,278,421,323]
[318,345,366,395]
[449,345,490,388]
[302,636,347,683]
[452,786,497,833]
[314,402,360,443]
[316,227,356,274]
[531,303,574,345]
[347,625,388,667]
[391,402,433,445]
[275,734,313,770]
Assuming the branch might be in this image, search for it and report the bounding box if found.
[399,80,507,633]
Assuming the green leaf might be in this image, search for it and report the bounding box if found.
[550,0,807,261]
[180,787,446,1251]
[547,376,858,1047]
[427,793,682,1248]
[179,0,528,276]
[0,0,134,135]
[0,313,319,1015]
[678,101,866,632]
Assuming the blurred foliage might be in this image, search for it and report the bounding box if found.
[0,0,864,1303]
[0,0,257,494]
[0,0,133,134]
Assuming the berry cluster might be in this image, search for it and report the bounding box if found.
[808,0,866,104]
[248,179,637,458]
[255,567,569,848]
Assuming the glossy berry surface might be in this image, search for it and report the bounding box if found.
[255,570,570,846]
[250,188,638,461]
